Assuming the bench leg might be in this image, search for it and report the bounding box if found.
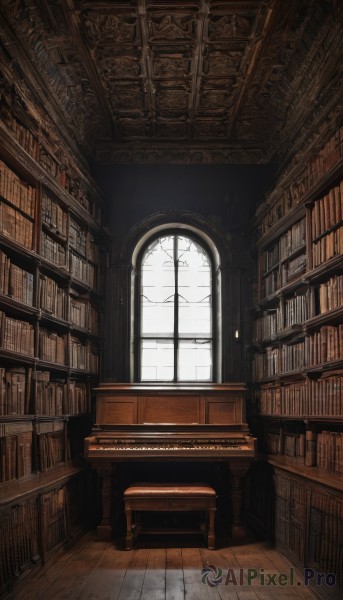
[125,507,133,550]
[208,508,215,550]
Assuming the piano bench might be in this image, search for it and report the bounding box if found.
[124,483,216,550]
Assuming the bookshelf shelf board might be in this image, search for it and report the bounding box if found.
[0,349,34,365]
[305,305,343,330]
[0,193,36,222]
[70,325,100,339]
[252,325,306,347]
[254,369,308,384]
[267,456,343,493]
[0,234,37,261]
[279,244,306,265]
[257,204,307,249]
[0,463,84,506]
[306,254,343,283]
[259,414,343,423]
[41,222,68,244]
[258,274,308,305]
[38,258,70,283]
[306,358,343,374]
[311,218,343,244]
[36,359,69,372]
[69,367,97,377]
[39,312,71,330]
[257,156,343,244]
[0,294,38,317]
[0,122,103,234]
[262,263,279,278]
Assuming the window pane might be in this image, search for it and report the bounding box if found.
[178,340,212,381]
[141,339,174,381]
[141,236,175,335]
[177,236,212,336]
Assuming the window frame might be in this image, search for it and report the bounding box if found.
[134,229,217,383]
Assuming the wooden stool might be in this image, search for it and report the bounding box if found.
[124,482,216,550]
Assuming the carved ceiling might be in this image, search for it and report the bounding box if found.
[0,0,342,164]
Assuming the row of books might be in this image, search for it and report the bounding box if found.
[262,269,279,297]
[254,294,308,340]
[307,488,342,577]
[41,242,98,288]
[0,250,34,305]
[274,470,306,562]
[252,341,305,379]
[70,337,98,372]
[37,430,68,471]
[253,325,343,379]
[317,274,343,313]
[317,431,343,474]
[0,91,39,159]
[39,330,66,365]
[0,367,31,415]
[40,274,67,319]
[262,252,307,297]
[69,217,87,257]
[253,309,280,341]
[311,224,343,268]
[311,181,343,240]
[279,218,306,261]
[0,78,101,225]
[0,423,33,482]
[259,375,343,416]
[260,125,343,235]
[0,159,36,218]
[0,499,39,591]
[266,428,343,475]
[0,310,99,370]
[0,201,34,250]
[280,252,306,286]
[69,251,96,288]
[70,297,99,334]
[0,312,34,356]
[285,293,307,327]
[1,369,90,416]
[306,325,343,366]
[0,470,87,592]
[42,487,68,557]
[35,372,89,416]
[266,431,305,463]
[0,253,100,334]
[39,147,97,221]
[40,231,67,267]
[262,241,279,273]
[42,189,68,239]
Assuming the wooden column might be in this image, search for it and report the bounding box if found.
[230,464,249,540]
[96,466,113,540]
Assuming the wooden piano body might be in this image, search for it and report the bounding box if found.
[85,383,256,540]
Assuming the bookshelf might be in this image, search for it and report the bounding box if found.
[250,119,343,599]
[0,46,104,595]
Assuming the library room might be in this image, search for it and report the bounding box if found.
[0,1,342,599]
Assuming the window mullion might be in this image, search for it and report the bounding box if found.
[174,235,178,382]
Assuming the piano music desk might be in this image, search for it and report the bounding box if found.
[124,483,216,550]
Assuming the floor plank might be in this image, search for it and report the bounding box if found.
[7,531,319,600]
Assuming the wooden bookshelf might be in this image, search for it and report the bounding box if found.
[0,38,105,597]
[250,117,343,599]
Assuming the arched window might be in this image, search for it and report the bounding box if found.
[136,232,215,382]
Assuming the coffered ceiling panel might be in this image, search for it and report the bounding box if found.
[0,0,342,163]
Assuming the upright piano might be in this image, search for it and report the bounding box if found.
[85,383,256,540]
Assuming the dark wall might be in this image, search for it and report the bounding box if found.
[93,163,276,382]
[94,163,276,247]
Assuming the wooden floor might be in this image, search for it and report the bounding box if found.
[9,531,317,600]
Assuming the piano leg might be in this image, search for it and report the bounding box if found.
[97,466,113,541]
[230,465,249,541]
